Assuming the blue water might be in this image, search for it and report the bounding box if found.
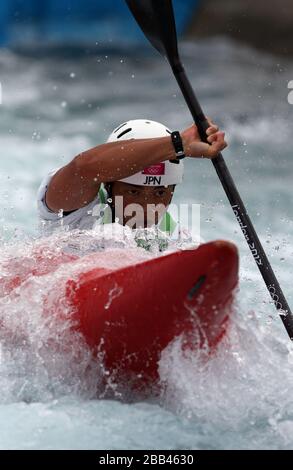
[0,0,200,45]
[0,38,293,449]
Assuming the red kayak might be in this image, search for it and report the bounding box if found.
[0,240,238,392]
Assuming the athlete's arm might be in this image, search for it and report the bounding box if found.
[45,122,226,213]
[46,136,176,213]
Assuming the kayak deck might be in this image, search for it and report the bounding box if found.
[67,240,239,390]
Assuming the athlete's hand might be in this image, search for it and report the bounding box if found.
[181,119,227,159]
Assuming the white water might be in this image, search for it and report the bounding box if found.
[0,38,293,449]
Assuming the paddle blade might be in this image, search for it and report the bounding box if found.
[125,0,180,63]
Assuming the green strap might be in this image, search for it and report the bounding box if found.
[159,211,177,236]
[99,186,107,204]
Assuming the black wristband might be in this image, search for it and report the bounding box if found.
[170,131,185,164]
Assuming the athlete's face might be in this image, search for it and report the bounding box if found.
[109,182,175,228]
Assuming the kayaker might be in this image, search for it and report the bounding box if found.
[37,119,226,245]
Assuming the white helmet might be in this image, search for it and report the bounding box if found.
[106,119,184,187]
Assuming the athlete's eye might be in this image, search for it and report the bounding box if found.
[155,190,167,197]
[128,190,140,196]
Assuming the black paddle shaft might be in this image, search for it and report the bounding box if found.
[173,64,293,337]
[125,0,293,339]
